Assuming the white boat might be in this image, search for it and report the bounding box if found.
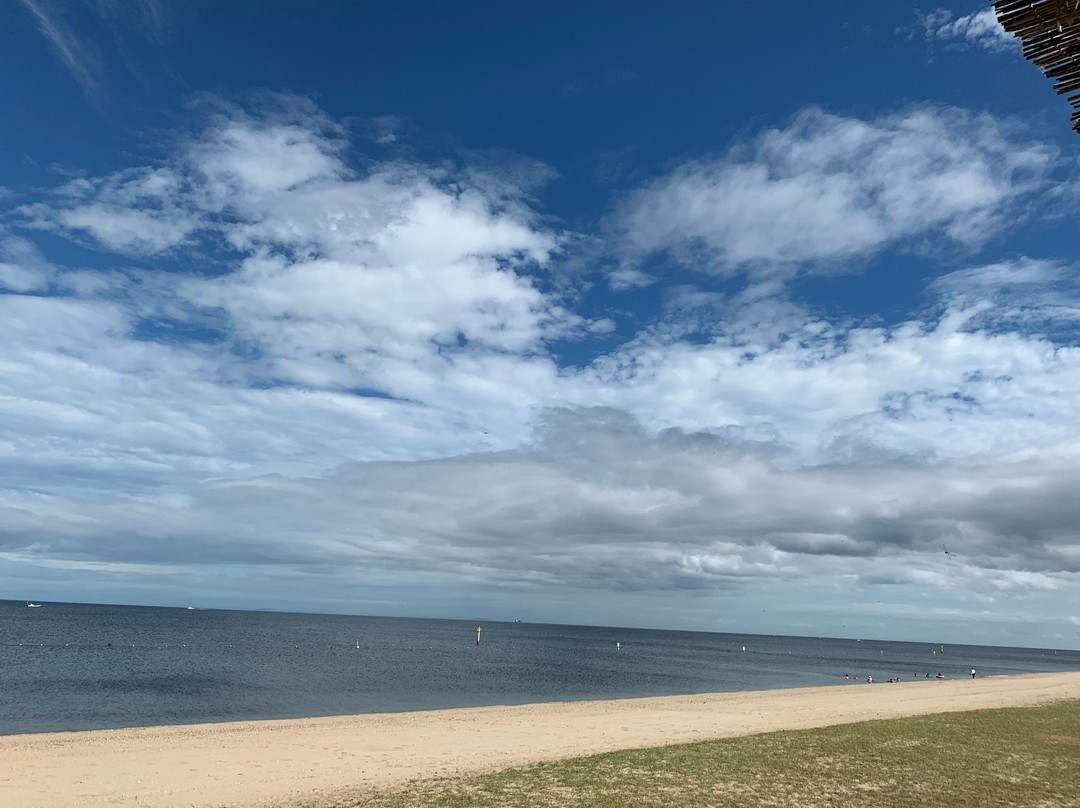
[26,602,41,608]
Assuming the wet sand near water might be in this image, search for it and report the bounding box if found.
[2,671,1078,808]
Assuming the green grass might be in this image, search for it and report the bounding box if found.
[330,700,1080,808]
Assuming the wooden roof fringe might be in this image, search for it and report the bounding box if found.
[993,0,1080,132]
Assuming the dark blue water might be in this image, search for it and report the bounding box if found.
[2,600,1078,735]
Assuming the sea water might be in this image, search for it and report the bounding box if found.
[2,600,1078,735]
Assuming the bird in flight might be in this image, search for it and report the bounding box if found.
[941,544,956,560]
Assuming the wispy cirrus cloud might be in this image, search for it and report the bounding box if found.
[16,0,172,109]
[18,0,109,109]
[929,257,1080,337]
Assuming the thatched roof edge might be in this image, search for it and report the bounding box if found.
[992,0,1080,131]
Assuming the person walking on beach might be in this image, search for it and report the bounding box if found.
[971,667,976,679]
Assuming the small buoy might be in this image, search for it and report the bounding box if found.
[742,646,746,652]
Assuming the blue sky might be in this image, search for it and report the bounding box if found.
[3,1,1080,649]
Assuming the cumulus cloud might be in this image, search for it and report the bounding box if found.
[17,97,585,411]
[0,98,589,520]
[612,106,1058,276]
[4,97,1080,643]
[19,168,202,255]
[918,8,1018,53]
[573,286,1080,470]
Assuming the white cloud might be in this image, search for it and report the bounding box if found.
[4,98,1080,643]
[613,106,1057,275]
[18,99,583,412]
[929,258,1080,336]
[0,281,554,499]
[58,206,199,255]
[607,267,656,291]
[0,234,54,292]
[20,167,202,255]
[919,8,1018,53]
[570,286,1080,467]
[187,98,346,203]
[2,406,1077,642]
[1,100,588,503]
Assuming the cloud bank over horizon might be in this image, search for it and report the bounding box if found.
[3,3,1079,649]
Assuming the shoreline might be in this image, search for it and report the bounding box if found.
[3,670,1079,808]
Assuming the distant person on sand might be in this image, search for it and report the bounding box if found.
[971,667,976,679]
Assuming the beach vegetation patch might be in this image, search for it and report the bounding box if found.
[336,700,1080,808]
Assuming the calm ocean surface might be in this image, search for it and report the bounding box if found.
[2,600,1078,735]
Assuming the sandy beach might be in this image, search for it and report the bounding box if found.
[2,671,1078,808]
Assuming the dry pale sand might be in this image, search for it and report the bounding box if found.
[2,671,1078,808]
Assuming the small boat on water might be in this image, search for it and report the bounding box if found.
[26,602,41,608]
